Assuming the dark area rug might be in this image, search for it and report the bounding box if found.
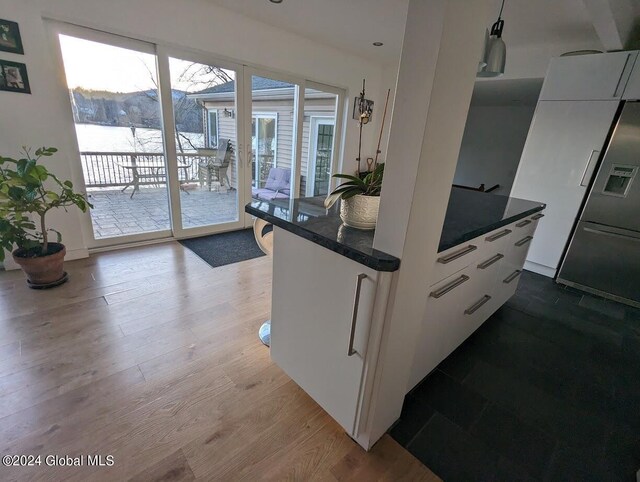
[179,228,266,268]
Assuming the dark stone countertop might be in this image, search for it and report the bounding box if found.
[438,188,546,252]
[245,197,400,272]
[245,188,544,270]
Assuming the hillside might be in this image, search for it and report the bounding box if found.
[69,88,203,133]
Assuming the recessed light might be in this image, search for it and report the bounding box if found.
[373,42,383,47]
[269,0,283,3]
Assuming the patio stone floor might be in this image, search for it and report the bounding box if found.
[87,186,239,239]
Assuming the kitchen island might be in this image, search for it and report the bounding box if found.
[246,187,545,449]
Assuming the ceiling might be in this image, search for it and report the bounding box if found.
[207,0,410,63]
[205,0,621,65]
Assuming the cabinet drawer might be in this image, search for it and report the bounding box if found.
[411,267,473,389]
[511,231,535,266]
[513,214,541,238]
[431,237,485,285]
[460,290,502,340]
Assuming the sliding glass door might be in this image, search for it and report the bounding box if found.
[54,24,345,247]
[57,30,172,244]
[247,71,299,204]
[163,53,244,236]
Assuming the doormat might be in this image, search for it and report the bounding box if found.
[179,228,266,268]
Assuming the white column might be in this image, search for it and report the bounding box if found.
[364,0,490,443]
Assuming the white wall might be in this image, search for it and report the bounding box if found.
[453,104,536,195]
[0,0,389,261]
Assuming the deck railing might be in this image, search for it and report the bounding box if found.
[80,152,214,188]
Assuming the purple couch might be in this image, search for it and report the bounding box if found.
[252,167,291,201]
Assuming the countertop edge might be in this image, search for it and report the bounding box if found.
[245,204,401,272]
[438,204,546,252]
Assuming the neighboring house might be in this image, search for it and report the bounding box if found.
[191,77,337,197]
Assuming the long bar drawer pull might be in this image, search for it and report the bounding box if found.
[465,295,492,315]
[478,253,504,269]
[516,219,532,228]
[486,229,512,242]
[531,213,545,220]
[348,273,367,357]
[430,274,470,299]
[437,245,477,264]
[515,236,534,247]
[503,270,522,284]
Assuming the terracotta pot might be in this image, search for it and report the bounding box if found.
[340,194,380,230]
[12,243,67,286]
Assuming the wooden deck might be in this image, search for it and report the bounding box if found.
[0,243,438,481]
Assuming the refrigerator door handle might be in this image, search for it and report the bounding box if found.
[583,226,640,243]
[613,53,633,98]
[580,149,600,187]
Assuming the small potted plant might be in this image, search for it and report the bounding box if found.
[324,163,384,230]
[0,147,92,288]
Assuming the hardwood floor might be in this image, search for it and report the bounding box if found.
[0,242,438,481]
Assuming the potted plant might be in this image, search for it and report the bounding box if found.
[324,162,384,230]
[0,147,91,289]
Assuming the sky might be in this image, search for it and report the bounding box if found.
[58,34,234,94]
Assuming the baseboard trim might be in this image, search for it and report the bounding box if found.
[523,260,556,278]
[2,247,89,271]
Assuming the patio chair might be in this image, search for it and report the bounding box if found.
[252,167,291,201]
[198,139,233,191]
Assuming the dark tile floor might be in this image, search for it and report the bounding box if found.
[391,270,640,481]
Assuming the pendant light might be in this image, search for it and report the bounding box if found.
[478,0,506,77]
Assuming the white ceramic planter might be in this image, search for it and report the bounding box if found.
[340,194,380,230]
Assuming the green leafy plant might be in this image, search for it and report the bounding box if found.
[0,147,92,261]
[324,162,384,209]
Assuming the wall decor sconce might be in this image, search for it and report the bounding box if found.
[223,108,235,118]
[353,79,374,124]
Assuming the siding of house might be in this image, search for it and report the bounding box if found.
[203,95,336,194]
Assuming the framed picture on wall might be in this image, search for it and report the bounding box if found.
[0,60,31,94]
[0,19,24,55]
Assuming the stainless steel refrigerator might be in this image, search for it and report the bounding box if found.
[558,101,640,308]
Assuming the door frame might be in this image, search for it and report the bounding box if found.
[48,21,174,249]
[306,116,336,197]
[156,45,247,239]
[251,112,279,190]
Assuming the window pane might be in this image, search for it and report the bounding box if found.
[168,57,239,228]
[58,34,171,240]
[303,87,338,197]
[250,76,295,201]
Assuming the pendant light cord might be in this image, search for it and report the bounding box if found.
[498,0,505,19]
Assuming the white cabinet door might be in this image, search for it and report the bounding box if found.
[623,56,640,99]
[510,101,618,274]
[539,52,636,101]
[270,228,378,435]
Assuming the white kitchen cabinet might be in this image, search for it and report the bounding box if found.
[622,55,640,99]
[510,101,618,276]
[409,214,543,390]
[539,51,637,101]
[270,227,379,437]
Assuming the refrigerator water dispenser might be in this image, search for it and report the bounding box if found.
[602,165,637,197]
